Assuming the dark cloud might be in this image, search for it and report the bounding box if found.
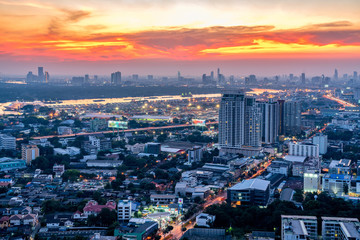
[47,9,92,36]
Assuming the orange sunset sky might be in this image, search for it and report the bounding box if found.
[0,0,360,76]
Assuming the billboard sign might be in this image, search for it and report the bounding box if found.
[178,198,183,204]
[108,120,128,129]
[192,119,206,127]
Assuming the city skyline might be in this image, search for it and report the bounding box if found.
[0,0,360,75]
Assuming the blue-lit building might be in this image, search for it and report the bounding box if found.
[0,158,27,172]
[322,174,351,196]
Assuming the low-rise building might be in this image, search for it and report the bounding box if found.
[150,194,176,205]
[57,126,73,135]
[322,217,360,240]
[83,200,116,217]
[188,147,203,163]
[227,179,270,207]
[54,147,80,156]
[196,213,215,228]
[0,158,26,172]
[288,142,319,158]
[322,174,351,196]
[0,134,16,150]
[281,215,318,240]
[114,220,158,239]
[329,159,352,175]
[118,200,132,221]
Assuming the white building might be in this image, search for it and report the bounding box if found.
[86,160,123,168]
[288,142,319,158]
[150,194,176,204]
[303,171,320,193]
[57,126,73,135]
[281,215,318,240]
[53,164,65,177]
[218,90,261,150]
[89,136,101,150]
[188,147,203,163]
[0,134,16,150]
[196,213,215,228]
[54,147,80,156]
[322,217,360,240]
[259,100,279,144]
[312,134,328,155]
[118,200,132,221]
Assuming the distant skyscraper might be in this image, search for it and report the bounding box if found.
[259,99,279,144]
[210,71,214,81]
[334,69,338,81]
[26,71,35,83]
[218,90,261,155]
[216,68,225,85]
[38,67,44,83]
[44,71,49,83]
[147,75,153,80]
[111,71,121,85]
[84,74,90,84]
[177,71,181,81]
[132,74,138,81]
[229,75,235,85]
[354,71,358,81]
[301,73,306,84]
[289,74,294,81]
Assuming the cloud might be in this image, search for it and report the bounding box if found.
[1,19,360,62]
[47,9,92,36]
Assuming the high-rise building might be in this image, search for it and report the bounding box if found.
[26,71,36,83]
[38,67,44,83]
[354,71,358,81]
[147,75,153,80]
[278,100,285,135]
[301,73,306,84]
[21,144,39,165]
[334,69,338,81]
[218,90,261,155]
[111,71,121,85]
[283,101,302,135]
[245,75,257,85]
[132,74,138,81]
[259,99,279,144]
[84,74,90,84]
[312,134,328,155]
[44,71,50,83]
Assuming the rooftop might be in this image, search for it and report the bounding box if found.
[229,179,270,191]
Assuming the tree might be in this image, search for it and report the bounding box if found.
[157,133,168,143]
[62,169,80,182]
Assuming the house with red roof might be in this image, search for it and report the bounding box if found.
[75,200,116,218]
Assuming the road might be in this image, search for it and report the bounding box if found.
[166,158,273,240]
[16,121,218,141]
[165,191,227,240]
[323,94,357,107]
